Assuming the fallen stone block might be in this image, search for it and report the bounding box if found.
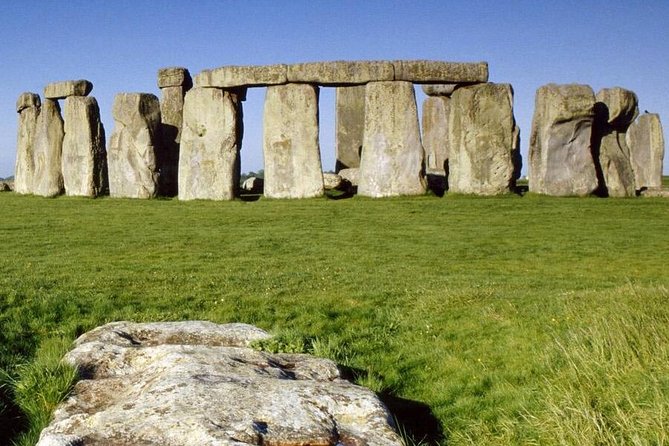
[195,64,288,88]
[44,80,93,99]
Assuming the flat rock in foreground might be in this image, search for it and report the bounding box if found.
[37,321,402,446]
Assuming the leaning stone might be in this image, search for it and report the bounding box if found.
[448,83,519,195]
[62,97,108,197]
[421,84,459,96]
[358,81,426,197]
[14,93,41,194]
[338,167,359,186]
[32,99,64,197]
[287,60,394,85]
[528,84,598,196]
[179,87,241,201]
[263,83,324,199]
[393,60,489,83]
[157,66,192,88]
[108,93,162,199]
[627,113,665,190]
[195,64,288,88]
[335,85,366,171]
[595,87,639,131]
[43,80,93,99]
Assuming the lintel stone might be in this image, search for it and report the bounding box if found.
[393,60,488,84]
[194,64,288,88]
[286,61,394,85]
[158,67,192,88]
[44,80,93,99]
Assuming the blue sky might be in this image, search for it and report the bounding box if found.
[0,0,667,177]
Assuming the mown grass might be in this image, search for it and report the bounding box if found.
[0,192,667,445]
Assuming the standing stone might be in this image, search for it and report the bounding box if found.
[263,83,324,199]
[448,83,519,195]
[158,67,192,196]
[529,84,598,196]
[62,97,107,197]
[335,85,365,171]
[422,95,450,194]
[108,93,162,199]
[627,113,665,190]
[32,99,65,197]
[358,81,425,197]
[179,87,241,201]
[14,93,41,194]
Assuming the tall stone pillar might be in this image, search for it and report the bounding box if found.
[108,93,162,199]
[62,96,108,197]
[15,93,41,194]
[178,87,241,201]
[626,113,665,191]
[421,91,451,195]
[158,67,192,196]
[32,99,65,197]
[335,85,365,172]
[263,83,324,199]
[358,81,425,198]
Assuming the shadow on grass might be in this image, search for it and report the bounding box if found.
[0,384,25,443]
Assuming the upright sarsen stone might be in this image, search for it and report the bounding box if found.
[422,96,450,174]
[627,113,665,190]
[529,84,597,196]
[62,97,107,197]
[358,81,425,197]
[15,93,41,194]
[108,93,162,199]
[32,99,65,197]
[179,87,241,201]
[263,83,324,199]
[335,85,365,171]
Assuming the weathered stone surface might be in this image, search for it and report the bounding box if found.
[323,172,343,190]
[393,60,488,83]
[179,87,241,201]
[62,97,108,197]
[448,83,519,195]
[640,187,669,198]
[158,66,192,88]
[421,84,459,96]
[335,85,365,171]
[263,83,324,199]
[44,80,93,99]
[595,87,639,130]
[626,113,665,190]
[358,81,425,197]
[37,321,402,446]
[0,181,12,192]
[338,167,359,186]
[287,60,394,85]
[529,84,598,196]
[422,96,450,175]
[108,93,162,199]
[14,93,41,194]
[32,99,64,197]
[195,64,288,88]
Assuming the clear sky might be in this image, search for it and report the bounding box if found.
[0,0,667,178]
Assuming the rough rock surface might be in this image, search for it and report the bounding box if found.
[32,99,65,197]
[323,172,343,190]
[595,87,639,130]
[195,64,288,88]
[627,113,665,190]
[179,87,241,201]
[359,81,426,197]
[338,168,359,187]
[448,83,519,195]
[421,84,459,97]
[14,93,41,194]
[62,97,108,197]
[263,83,324,199]
[393,60,488,83]
[44,80,93,99]
[158,67,193,88]
[335,85,365,171]
[422,96,450,176]
[36,321,402,446]
[287,60,394,85]
[529,84,598,196]
[108,93,162,199]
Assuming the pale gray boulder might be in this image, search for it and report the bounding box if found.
[335,85,365,171]
[195,64,288,88]
[627,113,665,191]
[36,321,402,446]
[179,87,241,201]
[393,60,488,83]
[338,167,359,187]
[62,96,107,197]
[14,92,41,194]
[263,83,324,199]
[32,99,65,197]
[44,80,93,99]
[358,81,425,197]
[323,172,343,190]
[529,84,598,196]
[108,93,162,199]
[287,60,394,85]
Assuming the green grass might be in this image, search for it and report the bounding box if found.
[0,192,667,445]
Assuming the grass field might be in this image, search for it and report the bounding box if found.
[0,192,667,445]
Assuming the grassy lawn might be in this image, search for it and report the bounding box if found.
[0,192,668,445]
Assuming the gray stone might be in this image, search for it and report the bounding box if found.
[108,93,162,199]
[287,60,394,85]
[32,99,64,197]
[179,87,241,201]
[195,64,288,88]
[595,87,639,130]
[338,167,359,186]
[0,181,12,192]
[323,172,343,190]
[627,113,665,190]
[529,84,598,196]
[393,60,489,83]
[263,83,324,199]
[44,80,93,99]
[421,84,459,97]
[422,96,450,176]
[335,85,365,171]
[639,187,669,198]
[448,83,519,195]
[14,93,41,194]
[36,321,402,446]
[358,81,426,197]
[62,97,108,197]
[158,67,192,88]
